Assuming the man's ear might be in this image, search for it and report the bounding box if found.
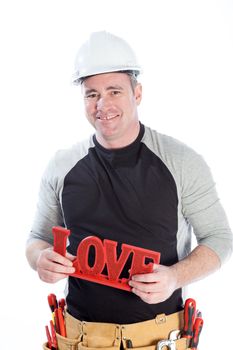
[134,83,142,105]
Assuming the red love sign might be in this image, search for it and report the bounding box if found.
[52,226,160,292]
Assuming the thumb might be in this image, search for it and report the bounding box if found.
[66,252,76,261]
[152,264,160,272]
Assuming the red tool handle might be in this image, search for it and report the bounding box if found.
[48,293,58,312]
[183,298,196,338]
[45,325,52,349]
[190,317,204,349]
[54,308,60,334]
[58,298,66,313]
[50,320,58,349]
[58,307,67,337]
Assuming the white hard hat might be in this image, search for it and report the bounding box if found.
[72,31,142,85]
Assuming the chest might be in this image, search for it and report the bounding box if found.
[62,145,178,237]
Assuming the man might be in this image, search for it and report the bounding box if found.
[26,31,232,349]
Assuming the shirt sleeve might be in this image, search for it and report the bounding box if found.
[26,155,65,246]
[181,147,233,264]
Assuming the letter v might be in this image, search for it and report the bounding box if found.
[104,240,132,281]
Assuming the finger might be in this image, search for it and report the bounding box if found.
[38,269,69,283]
[131,264,160,282]
[41,259,75,274]
[66,252,76,261]
[131,288,159,304]
[47,250,74,267]
[131,271,160,283]
[37,256,75,274]
[129,280,158,293]
[37,252,75,274]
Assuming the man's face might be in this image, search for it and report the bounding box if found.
[82,72,142,148]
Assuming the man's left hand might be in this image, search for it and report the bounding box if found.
[129,264,177,304]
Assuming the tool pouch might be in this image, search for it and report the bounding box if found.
[121,338,190,350]
[43,333,81,350]
[78,344,118,350]
[77,339,191,350]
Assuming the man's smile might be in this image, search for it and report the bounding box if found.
[96,113,120,121]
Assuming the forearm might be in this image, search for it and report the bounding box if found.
[26,239,52,270]
[171,245,221,289]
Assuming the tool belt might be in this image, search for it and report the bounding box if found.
[43,310,192,350]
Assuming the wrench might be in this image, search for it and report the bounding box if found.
[156,339,176,350]
[169,330,181,341]
[156,330,181,350]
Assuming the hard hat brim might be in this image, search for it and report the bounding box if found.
[72,67,141,85]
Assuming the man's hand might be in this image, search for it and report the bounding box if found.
[129,245,221,304]
[129,264,177,304]
[26,239,76,283]
[36,247,76,283]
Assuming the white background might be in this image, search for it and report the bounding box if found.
[0,0,232,349]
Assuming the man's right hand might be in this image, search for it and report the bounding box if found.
[26,239,76,283]
[36,247,76,283]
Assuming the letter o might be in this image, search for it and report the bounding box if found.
[77,236,105,275]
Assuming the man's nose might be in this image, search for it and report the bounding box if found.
[96,96,111,111]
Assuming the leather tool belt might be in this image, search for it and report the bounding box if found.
[43,310,192,350]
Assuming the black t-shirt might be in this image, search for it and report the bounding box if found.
[63,124,182,323]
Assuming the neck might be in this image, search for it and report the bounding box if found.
[96,121,140,149]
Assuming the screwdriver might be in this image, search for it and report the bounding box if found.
[48,294,58,310]
[57,307,67,337]
[50,320,58,350]
[183,298,196,339]
[190,316,204,350]
[48,293,58,324]
[45,325,52,349]
[58,298,66,313]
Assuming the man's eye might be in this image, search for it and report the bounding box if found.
[86,94,98,99]
[111,90,121,96]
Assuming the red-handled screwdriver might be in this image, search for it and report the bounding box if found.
[190,317,204,350]
[54,308,60,334]
[50,320,58,350]
[58,307,67,337]
[183,298,196,338]
[45,325,52,349]
[58,298,66,313]
[48,293,58,324]
[48,294,58,310]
